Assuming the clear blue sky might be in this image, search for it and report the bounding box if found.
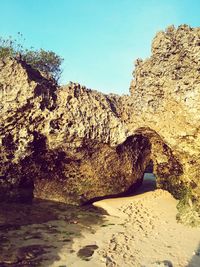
[1,0,200,94]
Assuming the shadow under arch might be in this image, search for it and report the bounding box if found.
[132,126,184,199]
[0,198,106,266]
[85,126,184,204]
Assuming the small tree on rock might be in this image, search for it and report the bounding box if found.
[0,33,63,82]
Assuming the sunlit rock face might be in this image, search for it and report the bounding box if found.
[128,25,200,224]
[0,59,150,204]
[0,59,57,202]
[0,25,200,224]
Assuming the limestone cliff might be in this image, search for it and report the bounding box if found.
[128,25,200,225]
[0,25,200,224]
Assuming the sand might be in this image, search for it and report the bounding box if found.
[1,174,200,267]
[51,174,200,267]
[92,190,200,267]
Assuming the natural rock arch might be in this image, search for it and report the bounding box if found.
[84,127,185,202]
[1,25,200,225]
[0,126,184,205]
[130,127,184,199]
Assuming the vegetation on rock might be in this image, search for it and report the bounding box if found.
[0,33,63,81]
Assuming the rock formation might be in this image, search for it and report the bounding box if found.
[128,25,200,225]
[0,25,200,224]
[0,59,149,204]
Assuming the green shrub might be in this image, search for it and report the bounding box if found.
[0,33,63,82]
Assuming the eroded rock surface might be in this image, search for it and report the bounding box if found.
[0,59,150,204]
[128,25,200,224]
[0,25,200,223]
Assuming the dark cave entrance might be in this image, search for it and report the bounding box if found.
[124,127,184,198]
[133,161,157,196]
[123,160,157,197]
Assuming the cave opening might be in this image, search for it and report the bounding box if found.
[132,160,157,196]
[123,127,183,198]
[13,127,183,204]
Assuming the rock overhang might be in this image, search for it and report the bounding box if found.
[0,25,200,225]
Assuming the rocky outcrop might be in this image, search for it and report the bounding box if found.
[128,25,200,225]
[0,59,150,204]
[0,25,200,224]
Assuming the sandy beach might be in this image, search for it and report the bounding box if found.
[1,174,200,267]
[51,174,200,267]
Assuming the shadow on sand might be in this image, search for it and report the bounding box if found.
[85,172,157,204]
[0,198,106,267]
[0,173,156,267]
[1,174,199,266]
[187,242,200,267]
